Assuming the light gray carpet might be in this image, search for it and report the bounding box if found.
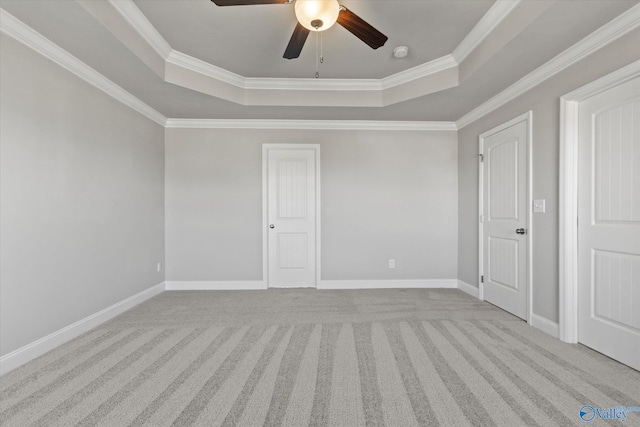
[1,289,639,426]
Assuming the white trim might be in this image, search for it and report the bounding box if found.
[456,4,640,129]
[452,0,521,63]
[380,55,458,90]
[526,113,534,324]
[166,50,246,88]
[4,0,636,115]
[165,279,460,291]
[0,9,167,126]
[166,46,455,94]
[478,111,533,323]
[457,280,480,299]
[478,136,484,302]
[93,1,459,105]
[249,55,456,93]
[0,282,166,376]
[165,281,266,291]
[245,77,381,91]
[7,0,636,116]
[558,60,640,343]
[262,147,269,287]
[559,96,580,344]
[561,60,640,101]
[165,119,457,132]
[530,314,560,338]
[318,279,458,290]
[315,148,322,291]
[85,0,513,96]
[107,0,172,59]
[262,144,321,289]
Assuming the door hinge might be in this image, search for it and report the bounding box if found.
[480,214,484,223]
[479,154,484,162]
[481,275,484,283]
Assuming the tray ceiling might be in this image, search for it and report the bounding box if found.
[1,0,638,122]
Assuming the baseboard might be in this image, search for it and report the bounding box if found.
[165,281,266,291]
[317,279,458,290]
[530,313,559,338]
[0,282,166,376]
[457,280,480,298]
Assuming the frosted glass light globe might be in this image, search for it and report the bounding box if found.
[294,0,340,32]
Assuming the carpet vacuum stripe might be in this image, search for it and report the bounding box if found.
[1,289,638,426]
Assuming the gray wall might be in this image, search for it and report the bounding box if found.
[0,35,165,356]
[165,128,458,282]
[457,29,640,323]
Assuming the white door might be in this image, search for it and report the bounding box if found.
[264,145,319,288]
[480,113,530,320]
[578,77,640,370]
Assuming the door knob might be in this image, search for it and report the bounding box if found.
[515,228,526,235]
[269,224,275,229]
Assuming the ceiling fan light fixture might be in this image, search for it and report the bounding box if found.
[294,0,340,31]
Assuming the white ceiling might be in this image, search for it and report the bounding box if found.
[1,0,638,122]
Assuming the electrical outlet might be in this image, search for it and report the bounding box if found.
[156,262,162,272]
[388,259,395,269]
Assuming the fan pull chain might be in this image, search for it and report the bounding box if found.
[314,31,325,78]
[315,32,319,78]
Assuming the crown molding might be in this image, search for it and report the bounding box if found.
[168,50,381,92]
[108,0,172,59]
[166,49,246,88]
[108,0,457,98]
[381,55,458,90]
[167,50,453,93]
[165,119,457,131]
[0,9,167,126]
[165,48,449,105]
[456,3,640,129]
[89,0,556,106]
[244,77,381,91]
[452,0,521,63]
[5,1,636,128]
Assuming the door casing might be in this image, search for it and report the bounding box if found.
[478,111,533,323]
[559,60,640,343]
[262,143,321,288]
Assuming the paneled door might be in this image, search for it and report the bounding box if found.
[578,76,640,370]
[264,145,319,288]
[480,113,530,320]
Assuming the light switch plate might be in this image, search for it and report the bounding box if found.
[533,199,546,213]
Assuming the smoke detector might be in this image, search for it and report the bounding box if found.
[393,46,409,58]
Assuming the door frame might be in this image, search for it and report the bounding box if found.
[559,60,640,343]
[262,143,321,289]
[478,111,533,323]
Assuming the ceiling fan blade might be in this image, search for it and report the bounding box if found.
[211,0,289,6]
[283,23,310,59]
[336,7,388,49]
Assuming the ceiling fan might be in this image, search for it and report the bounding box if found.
[210,0,388,59]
